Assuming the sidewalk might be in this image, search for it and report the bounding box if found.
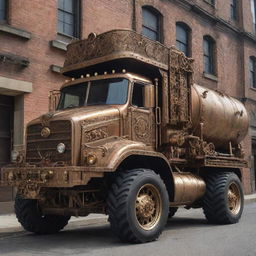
[0,214,108,234]
[0,194,255,234]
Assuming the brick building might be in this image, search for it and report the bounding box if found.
[0,0,256,204]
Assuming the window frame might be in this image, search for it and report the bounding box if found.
[231,0,238,21]
[57,0,80,38]
[203,36,216,75]
[252,0,256,32]
[176,22,191,57]
[142,6,162,43]
[250,56,256,89]
[0,0,8,23]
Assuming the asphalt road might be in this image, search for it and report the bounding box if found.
[0,203,255,256]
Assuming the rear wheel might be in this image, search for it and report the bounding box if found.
[203,172,244,224]
[107,169,169,243]
[15,195,70,234]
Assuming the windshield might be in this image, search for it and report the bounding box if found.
[57,78,129,110]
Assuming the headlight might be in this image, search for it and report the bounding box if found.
[57,143,66,154]
[87,154,97,165]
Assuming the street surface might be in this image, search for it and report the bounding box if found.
[0,203,255,256]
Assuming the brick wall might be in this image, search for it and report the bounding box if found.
[0,0,256,193]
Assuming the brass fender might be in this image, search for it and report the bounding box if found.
[81,136,172,171]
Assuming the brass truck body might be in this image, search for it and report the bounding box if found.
[1,30,248,243]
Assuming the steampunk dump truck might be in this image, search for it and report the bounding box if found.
[1,30,249,243]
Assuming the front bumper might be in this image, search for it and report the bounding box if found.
[1,166,105,198]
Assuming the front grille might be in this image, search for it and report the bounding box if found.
[26,121,71,164]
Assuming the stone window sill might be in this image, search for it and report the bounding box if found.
[203,72,218,82]
[50,64,62,73]
[0,24,31,39]
[50,40,68,51]
[250,87,256,92]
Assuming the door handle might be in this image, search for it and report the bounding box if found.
[156,107,161,125]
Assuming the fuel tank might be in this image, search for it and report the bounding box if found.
[191,84,249,149]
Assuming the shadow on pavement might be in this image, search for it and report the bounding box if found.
[0,215,218,254]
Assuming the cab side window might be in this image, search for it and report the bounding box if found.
[132,83,145,107]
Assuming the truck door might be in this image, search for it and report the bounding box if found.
[129,82,156,147]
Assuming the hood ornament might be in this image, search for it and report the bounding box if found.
[41,112,54,127]
[41,127,51,138]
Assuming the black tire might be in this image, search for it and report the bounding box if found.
[168,207,178,219]
[15,195,70,234]
[203,172,244,224]
[107,169,169,243]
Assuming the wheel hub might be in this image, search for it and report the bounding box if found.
[135,184,162,231]
[136,194,155,218]
[228,182,241,215]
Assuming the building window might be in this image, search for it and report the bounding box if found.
[176,23,190,57]
[250,57,256,88]
[142,6,161,42]
[0,0,7,21]
[251,0,256,32]
[58,0,80,38]
[205,0,215,5]
[231,0,238,20]
[203,36,216,75]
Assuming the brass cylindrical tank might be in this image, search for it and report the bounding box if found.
[173,172,206,205]
[191,84,249,149]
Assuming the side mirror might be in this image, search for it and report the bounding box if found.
[143,84,155,108]
[49,90,61,112]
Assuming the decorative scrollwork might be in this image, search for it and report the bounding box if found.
[83,127,108,143]
[134,117,150,139]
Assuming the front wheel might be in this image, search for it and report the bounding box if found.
[15,195,70,234]
[107,169,169,243]
[203,172,244,224]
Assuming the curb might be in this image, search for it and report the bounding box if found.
[244,193,256,204]
[0,215,108,236]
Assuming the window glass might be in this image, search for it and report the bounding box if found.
[231,0,238,20]
[142,7,160,42]
[58,83,87,109]
[58,78,129,110]
[176,24,189,56]
[132,83,145,108]
[58,0,79,37]
[87,79,128,105]
[203,36,215,75]
[0,0,6,21]
[142,27,157,41]
[250,57,256,88]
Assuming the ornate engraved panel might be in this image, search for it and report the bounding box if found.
[169,47,194,128]
[83,127,108,143]
[63,30,169,74]
[131,110,154,146]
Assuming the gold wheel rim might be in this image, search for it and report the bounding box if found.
[135,184,162,231]
[227,182,241,215]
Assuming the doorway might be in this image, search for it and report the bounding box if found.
[252,139,256,192]
[0,95,14,201]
